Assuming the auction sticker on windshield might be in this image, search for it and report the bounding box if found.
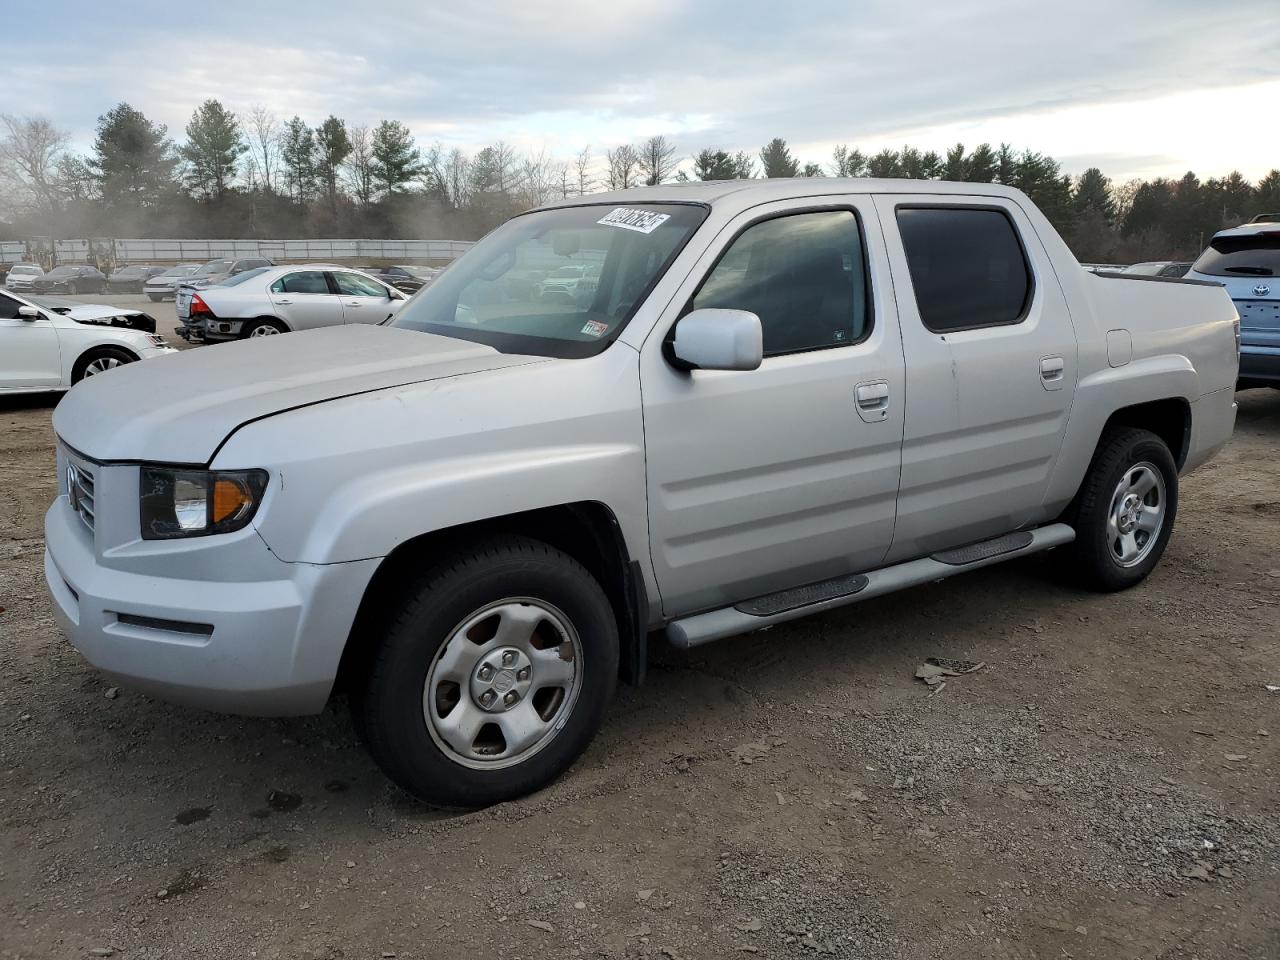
[597,207,671,234]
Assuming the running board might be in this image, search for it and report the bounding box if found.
[666,523,1075,650]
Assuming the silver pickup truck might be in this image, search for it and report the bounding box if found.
[45,180,1239,806]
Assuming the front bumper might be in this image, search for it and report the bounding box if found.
[43,491,380,716]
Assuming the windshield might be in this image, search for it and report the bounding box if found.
[113,267,144,277]
[11,265,40,275]
[392,203,707,358]
[158,265,199,278]
[197,259,234,276]
[1192,234,1280,277]
[216,267,270,287]
[46,267,76,278]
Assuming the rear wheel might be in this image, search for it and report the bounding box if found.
[1061,427,1178,591]
[147,294,163,302]
[72,346,137,384]
[355,537,618,807]
[67,281,80,295]
[243,318,286,338]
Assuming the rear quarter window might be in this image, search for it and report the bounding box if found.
[896,207,1033,333]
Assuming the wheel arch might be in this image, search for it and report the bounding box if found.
[1098,397,1191,470]
[245,314,292,335]
[335,501,648,697]
[71,343,140,382]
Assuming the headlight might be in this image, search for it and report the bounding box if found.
[140,467,268,540]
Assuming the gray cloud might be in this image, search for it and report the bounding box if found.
[2,0,1277,177]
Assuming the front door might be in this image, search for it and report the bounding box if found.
[640,200,906,616]
[0,293,61,389]
[872,195,1078,561]
[330,270,402,325]
[268,270,345,331]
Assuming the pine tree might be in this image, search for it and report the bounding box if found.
[180,99,246,200]
[758,138,799,178]
[90,102,178,207]
[371,120,423,197]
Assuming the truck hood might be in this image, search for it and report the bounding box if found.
[54,325,544,464]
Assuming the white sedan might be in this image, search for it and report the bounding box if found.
[0,288,176,394]
[175,265,408,343]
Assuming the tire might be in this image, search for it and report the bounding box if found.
[72,346,137,384]
[148,294,163,302]
[67,282,79,295]
[242,318,287,338]
[355,536,619,807]
[1061,427,1178,591]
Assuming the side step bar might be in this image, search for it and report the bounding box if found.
[666,523,1075,650]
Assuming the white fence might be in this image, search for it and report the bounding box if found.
[0,238,474,265]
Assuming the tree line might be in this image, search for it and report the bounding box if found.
[0,101,1276,264]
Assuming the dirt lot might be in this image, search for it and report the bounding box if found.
[2,311,1278,958]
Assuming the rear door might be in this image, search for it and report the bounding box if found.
[330,270,403,325]
[872,195,1078,561]
[267,270,344,330]
[641,198,906,616]
[0,293,61,389]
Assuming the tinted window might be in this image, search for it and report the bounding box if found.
[0,292,22,319]
[1191,235,1280,278]
[271,271,330,294]
[333,272,388,297]
[897,207,1032,332]
[691,210,869,356]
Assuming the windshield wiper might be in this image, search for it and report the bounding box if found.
[1222,266,1274,276]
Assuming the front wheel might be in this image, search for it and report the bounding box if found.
[1061,427,1178,591]
[355,537,619,807]
[72,346,137,384]
[67,282,79,295]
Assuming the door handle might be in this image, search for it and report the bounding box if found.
[1040,355,1065,391]
[854,380,890,422]
[276,298,293,304]
[345,300,361,306]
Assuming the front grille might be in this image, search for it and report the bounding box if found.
[66,456,96,535]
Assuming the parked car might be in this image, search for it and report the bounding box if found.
[4,262,44,292]
[1184,221,1280,389]
[30,265,107,295]
[535,263,600,302]
[362,264,440,293]
[175,265,406,343]
[0,287,174,393]
[143,263,201,301]
[181,256,275,292]
[1120,260,1190,278]
[45,180,1238,807]
[106,264,166,294]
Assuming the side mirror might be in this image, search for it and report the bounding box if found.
[18,305,40,321]
[669,308,763,371]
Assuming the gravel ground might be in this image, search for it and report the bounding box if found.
[1,302,1278,959]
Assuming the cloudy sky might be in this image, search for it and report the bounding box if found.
[4,0,1278,182]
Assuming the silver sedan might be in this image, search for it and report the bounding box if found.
[175,265,409,343]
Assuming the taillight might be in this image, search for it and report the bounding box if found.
[189,294,211,317]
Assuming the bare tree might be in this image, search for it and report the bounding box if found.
[0,114,69,214]
[520,148,566,207]
[345,124,375,206]
[574,145,594,195]
[606,144,641,190]
[444,148,470,208]
[637,135,679,186]
[246,105,280,193]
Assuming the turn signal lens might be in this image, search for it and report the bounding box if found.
[212,476,254,524]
